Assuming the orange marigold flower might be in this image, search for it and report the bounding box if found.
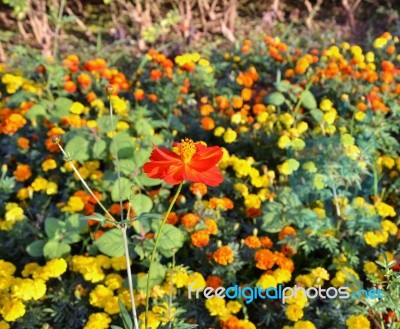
[232,96,243,109]
[213,246,234,265]
[205,218,218,235]
[244,236,261,249]
[278,226,296,240]
[64,81,77,93]
[148,94,158,103]
[276,255,295,272]
[13,164,32,182]
[215,96,230,110]
[181,213,200,227]
[150,69,162,81]
[78,73,92,88]
[191,230,210,247]
[241,88,252,101]
[190,183,208,196]
[166,211,179,225]
[200,104,214,116]
[254,249,275,270]
[17,137,30,149]
[134,89,145,101]
[143,138,223,186]
[201,116,215,131]
[206,275,223,290]
[260,236,273,248]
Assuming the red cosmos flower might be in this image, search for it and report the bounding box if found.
[143,138,223,187]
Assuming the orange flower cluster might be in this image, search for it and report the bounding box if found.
[213,245,234,265]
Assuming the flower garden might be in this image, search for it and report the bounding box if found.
[0,29,400,329]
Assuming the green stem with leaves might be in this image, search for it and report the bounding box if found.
[145,182,183,329]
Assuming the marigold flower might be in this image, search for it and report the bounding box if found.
[254,249,275,270]
[213,246,234,265]
[13,164,32,182]
[191,230,210,247]
[143,138,223,186]
[346,315,370,329]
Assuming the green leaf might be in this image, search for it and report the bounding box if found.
[43,240,71,259]
[25,104,47,121]
[118,299,133,329]
[93,138,107,159]
[111,177,132,202]
[135,173,162,187]
[110,132,135,158]
[310,109,323,122]
[136,262,166,291]
[155,224,185,258]
[80,213,107,224]
[66,214,88,233]
[131,194,153,215]
[300,90,317,109]
[45,218,65,239]
[119,159,137,175]
[263,92,285,106]
[94,229,125,257]
[53,97,73,119]
[26,240,46,257]
[65,135,90,162]
[63,232,81,244]
[133,149,151,168]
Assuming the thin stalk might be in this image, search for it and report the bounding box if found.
[122,227,139,329]
[145,182,183,329]
[108,93,139,329]
[56,142,116,222]
[108,95,125,223]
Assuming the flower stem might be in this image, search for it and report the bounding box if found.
[145,182,183,329]
[122,227,139,329]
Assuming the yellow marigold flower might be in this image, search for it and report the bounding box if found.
[43,258,68,279]
[311,267,329,281]
[46,182,58,195]
[5,205,24,222]
[111,256,128,271]
[294,320,317,329]
[62,196,85,213]
[285,304,304,321]
[234,183,249,196]
[205,296,229,318]
[116,121,129,131]
[278,135,291,149]
[0,260,16,277]
[139,310,161,329]
[373,37,387,48]
[0,320,10,329]
[31,177,49,192]
[295,274,313,288]
[380,156,395,169]
[278,159,300,175]
[104,296,119,315]
[378,251,394,264]
[257,112,269,123]
[167,266,189,288]
[226,301,241,314]
[257,274,277,289]
[214,126,225,137]
[244,194,261,209]
[273,268,292,284]
[83,312,111,329]
[354,111,366,121]
[375,202,396,218]
[346,314,370,329]
[381,220,398,235]
[42,159,57,172]
[187,272,206,290]
[223,128,237,143]
[22,262,41,277]
[285,289,307,308]
[70,102,85,115]
[11,278,46,300]
[320,99,333,112]
[297,121,308,134]
[344,144,360,160]
[105,273,124,290]
[279,113,294,128]
[110,96,127,115]
[96,255,111,269]
[363,261,378,274]
[323,109,337,124]
[312,207,326,219]
[0,297,26,321]
[89,285,114,308]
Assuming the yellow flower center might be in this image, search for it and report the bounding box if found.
[177,138,197,162]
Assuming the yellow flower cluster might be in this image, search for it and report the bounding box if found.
[205,296,241,320]
[30,176,58,195]
[83,312,111,329]
[1,74,24,94]
[331,267,359,289]
[363,218,397,248]
[138,303,177,329]
[285,289,308,322]
[346,314,370,329]
[0,203,25,231]
[0,258,65,323]
[295,267,329,288]
[283,320,317,329]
